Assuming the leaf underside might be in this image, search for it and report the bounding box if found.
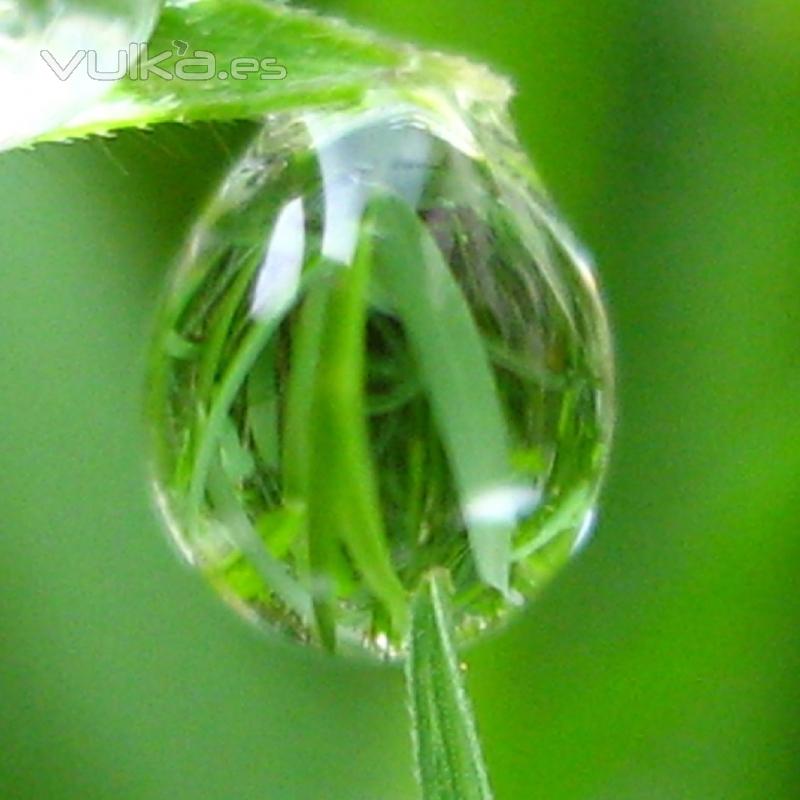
[30,0,512,146]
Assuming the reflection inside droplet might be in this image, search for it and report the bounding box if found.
[148,88,614,658]
[307,106,434,264]
[465,484,542,528]
[251,197,306,320]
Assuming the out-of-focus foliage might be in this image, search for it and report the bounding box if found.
[0,1,798,798]
[0,0,162,146]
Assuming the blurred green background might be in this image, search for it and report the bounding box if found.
[1,1,798,798]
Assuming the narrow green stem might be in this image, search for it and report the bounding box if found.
[406,571,495,800]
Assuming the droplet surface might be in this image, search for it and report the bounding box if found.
[0,0,161,148]
[148,87,614,658]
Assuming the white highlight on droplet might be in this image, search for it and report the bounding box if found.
[306,104,434,265]
[465,484,541,528]
[571,506,598,555]
[251,196,306,320]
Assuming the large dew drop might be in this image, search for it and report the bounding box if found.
[148,86,614,658]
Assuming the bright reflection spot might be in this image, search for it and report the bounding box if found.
[465,484,541,527]
[306,105,433,264]
[571,506,598,554]
[251,197,306,320]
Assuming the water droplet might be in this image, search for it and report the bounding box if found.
[0,0,161,148]
[148,86,614,659]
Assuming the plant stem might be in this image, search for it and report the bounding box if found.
[406,571,495,800]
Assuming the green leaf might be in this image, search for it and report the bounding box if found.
[306,242,408,648]
[206,451,311,621]
[30,0,512,146]
[369,195,515,595]
[282,277,329,503]
[406,571,494,800]
[187,261,330,515]
[256,505,304,560]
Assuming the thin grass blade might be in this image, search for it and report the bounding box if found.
[407,571,494,800]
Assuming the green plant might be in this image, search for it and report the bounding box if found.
[3,2,614,796]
